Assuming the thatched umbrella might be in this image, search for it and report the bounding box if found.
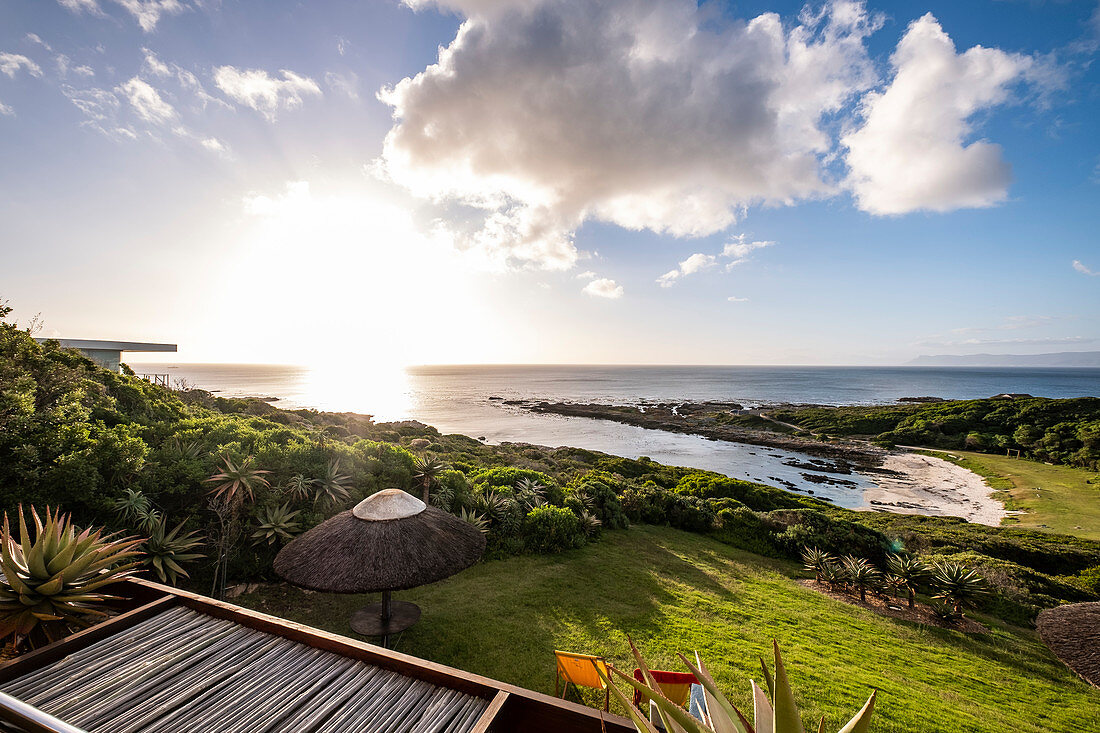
[274,489,485,644]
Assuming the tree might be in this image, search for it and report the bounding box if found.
[412,455,449,503]
[932,562,986,618]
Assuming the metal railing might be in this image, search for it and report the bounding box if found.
[0,692,88,733]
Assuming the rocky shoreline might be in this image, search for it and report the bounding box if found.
[518,399,893,470]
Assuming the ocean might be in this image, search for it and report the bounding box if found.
[130,363,1099,512]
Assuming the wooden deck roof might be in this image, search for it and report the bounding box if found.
[0,580,635,733]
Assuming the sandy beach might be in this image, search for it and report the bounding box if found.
[861,451,1007,525]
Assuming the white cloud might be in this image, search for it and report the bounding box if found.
[0,53,43,78]
[62,85,120,123]
[657,234,774,287]
[25,34,52,51]
[727,295,749,302]
[117,77,176,124]
[73,65,95,78]
[1073,260,1099,276]
[57,0,102,14]
[112,0,189,32]
[378,0,881,269]
[57,0,188,31]
[583,277,624,299]
[657,253,717,287]
[723,235,775,267]
[843,14,1045,215]
[214,66,321,121]
[325,71,359,100]
[200,136,227,153]
[575,270,596,279]
[0,100,13,117]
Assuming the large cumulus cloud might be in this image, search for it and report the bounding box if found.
[379,0,880,269]
[381,0,1054,270]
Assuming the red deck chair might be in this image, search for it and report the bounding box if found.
[631,668,698,709]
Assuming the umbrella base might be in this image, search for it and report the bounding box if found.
[349,601,421,637]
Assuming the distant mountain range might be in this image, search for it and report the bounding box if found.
[907,351,1100,367]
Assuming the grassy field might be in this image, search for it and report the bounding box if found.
[238,526,1098,733]
[922,450,1100,541]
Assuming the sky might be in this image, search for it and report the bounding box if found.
[0,0,1098,367]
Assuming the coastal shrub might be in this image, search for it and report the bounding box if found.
[766,510,890,563]
[471,467,563,504]
[674,472,810,512]
[568,472,629,530]
[711,507,780,557]
[620,485,714,532]
[523,505,586,553]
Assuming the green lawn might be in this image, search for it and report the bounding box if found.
[922,450,1100,541]
[238,526,1098,733]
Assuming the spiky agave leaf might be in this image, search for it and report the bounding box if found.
[205,454,270,505]
[250,503,302,546]
[143,517,204,585]
[1,507,143,650]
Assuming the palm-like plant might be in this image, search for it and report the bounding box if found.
[112,488,152,524]
[841,555,881,603]
[931,561,986,617]
[313,459,352,510]
[251,503,303,546]
[801,546,836,583]
[457,507,490,534]
[413,455,449,503]
[143,517,204,585]
[886,553,932,608]
[0,507,143,651]
[821,562,847,590]
[205,455,270,506]
[281,474,317,503]
[579,510,602,538]
[515,478,547,511]
[600,637,875,733]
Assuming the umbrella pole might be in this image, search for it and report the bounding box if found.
[382,590,391,648]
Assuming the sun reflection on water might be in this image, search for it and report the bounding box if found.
[299,362,415,422]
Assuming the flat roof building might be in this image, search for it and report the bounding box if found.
[34,338,177,373]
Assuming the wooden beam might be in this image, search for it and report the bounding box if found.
[0,595,177,685]
[468,690,509,733]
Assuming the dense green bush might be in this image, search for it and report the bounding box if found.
[674,473,813,512]
[523,505,587,553]
[765,509,891,563]
[773,398,1100,469]
[470,467,563,504]
[568,472,629,530]
[712,507,780,557]
[620,484,713,532]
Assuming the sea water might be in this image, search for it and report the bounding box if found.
[130,363,1099,511]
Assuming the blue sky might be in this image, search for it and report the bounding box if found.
[0,0,1097,366]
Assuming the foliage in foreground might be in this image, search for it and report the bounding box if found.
[601,637,875,733]
[0,507,143,650]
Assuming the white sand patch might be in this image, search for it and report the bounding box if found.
[859,452,1007,526]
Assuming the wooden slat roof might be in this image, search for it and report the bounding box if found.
[1,606,489,733]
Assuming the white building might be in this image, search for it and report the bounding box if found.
[34,338,177,372]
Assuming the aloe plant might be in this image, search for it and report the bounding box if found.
[205,454,270,505]
[599,638,875,733]
[314,458,353,509]
[841,555,881,603]
[931,562,985,617]
[885,554,931,608]
[251,503,302,546]
[413,455,449,503]
[143,517,204,585]
[0,507,143,651]
[458,507,490,534]
[281,474,317,503]
[801,546,836,583]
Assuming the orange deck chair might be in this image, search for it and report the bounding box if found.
[554,650,610,711]
[631,668,698,709]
